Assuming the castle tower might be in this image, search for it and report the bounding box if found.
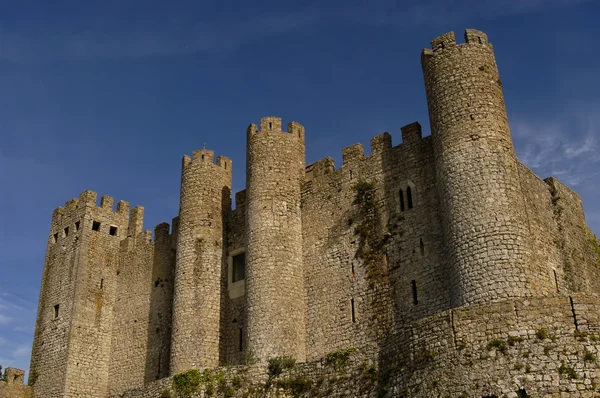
[29,191,130,398]
[170,150,232,373]
[245,117,307,362]
[421,30,532,306]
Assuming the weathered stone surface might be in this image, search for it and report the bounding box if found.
[27,28,600,397]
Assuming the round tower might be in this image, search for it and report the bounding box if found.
[245,116,307,362]
[421,29,532,306]
[170,150,232,373]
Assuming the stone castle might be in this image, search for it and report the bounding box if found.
[8,29,600,398]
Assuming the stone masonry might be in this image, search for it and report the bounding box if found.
[25,29,600,397]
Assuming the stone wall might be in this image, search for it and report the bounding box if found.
[0,368,32,398]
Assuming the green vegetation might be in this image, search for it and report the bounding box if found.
[543,345,553,355]
[267,356,296,378]
[172,369,202,398]
[486,339,507,355]
[325,347,355,370]
[536,328,549,340]
[583,349,597,362]
[160,390,172,398]
[558,363,579,379]
[507,336,524,346]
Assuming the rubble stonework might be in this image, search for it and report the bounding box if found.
[27,29,600,397]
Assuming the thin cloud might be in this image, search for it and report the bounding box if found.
[512,108,600,187]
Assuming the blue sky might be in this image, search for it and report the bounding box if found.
[1,0,599,377]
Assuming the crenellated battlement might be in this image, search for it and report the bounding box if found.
[422,29,492,60]
[247,117,305,140]
[181,150,232,172]
[305,157,335,181]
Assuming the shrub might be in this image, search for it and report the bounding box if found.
[536,328,549,340]
[325,348,355,370]
[486,339,507,355]
[172,369,202,398]
[267,356,296,378]
[558,363,578,379]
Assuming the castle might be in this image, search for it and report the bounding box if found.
[14,29,600,398]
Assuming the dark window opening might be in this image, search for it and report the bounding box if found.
[54,304,59,318]
[420,238,424,256]
[201,154,205,163]
[516,388,528,398]
[92,221,101,231]
[53,233,58,243]
[239,328,243,352]
[411,280,418,305]
[224,162,227,170]
[269,122,272,130]
[351,262,355,278]
[64,227,69,237]
[407,186,413,209]
[351,298,356,323]
[75,221,80,231]
[155,280,160,287]
[109,226,117,236]
[553,270,559,293]
[232,253,246,283]
[100,278,104,289]
[399,189,405,211]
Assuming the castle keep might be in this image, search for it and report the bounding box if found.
[21,29,600,398]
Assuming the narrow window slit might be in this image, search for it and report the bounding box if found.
[75,221,80,231]
[54,304,60,318]
[412,280,418,305]
[407,186,413,209]
[239,328,243,352]
[53,233,58,243]
[100,278,104,290]
[420,238,424,256]
[201,154,205,163]
[64,227,69,237]
[399,189,405,211]
[269,122,272,130]
[351,298,356,323]
[553,270,559,293]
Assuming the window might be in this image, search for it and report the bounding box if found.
[351,298,356,323]
[407,186,413,209]
[419,238,424,256]
[109,226,118,236]
[64,227,69,237]
[53,233,58,243]
[92,221,101,231]
[75,221,80,231]
[399,189,405,211]
[100,278,104,289]
[411,280,418,305]
[54,304,60,318]
[239,328,243,352]
[269,122,273,130]
[232,253,246,283]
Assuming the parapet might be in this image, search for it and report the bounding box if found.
[247,117,305,140]
[235,189,247,209]
[370,132,392,155]
[3,367,24,385]
[422,29,492,59]
[52,190,132,223]
[342,143,365,165]
[128,206,144,237]
[305,157,335,181]
[181,149,232,172]
[401,122,422,145]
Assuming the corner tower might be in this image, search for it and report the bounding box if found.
[245,117,307,362]
[170,150,232,373]
[421,30,532,306]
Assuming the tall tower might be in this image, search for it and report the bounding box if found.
[245,117,307,362]
[29,190,130,398]
[170,149,232,373]
[421,30,532,306]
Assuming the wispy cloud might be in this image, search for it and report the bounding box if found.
[0,0,590,62]
[512,104,600,187]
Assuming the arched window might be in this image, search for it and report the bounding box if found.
[399,189,405,212]
[407,186,413,209]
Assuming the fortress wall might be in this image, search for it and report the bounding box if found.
[62,192,129,398]
[110,295,600,397]
[222,190,248,365]
[0,368,32,398]
[547,178,600,294]
[301,125,451,362]
[144,220,178,383]
[517,163,566,294]
[108,207,154,395]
